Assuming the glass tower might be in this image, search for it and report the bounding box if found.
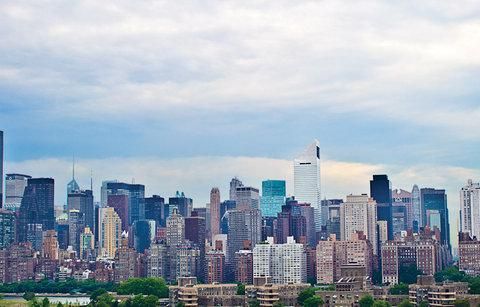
[260,180,286,217]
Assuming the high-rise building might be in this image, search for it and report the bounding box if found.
[145,195,165,228]
[458,232,480,276]
[98,207,123,258]
[0,209,15,249]
[412,185,421,231]
[261,180,286,217]
[230,177,243,202]
[220,200,236,234]
[146,242,169,279]
[0,130,3,208]
[133,220,153,253]
[253,236,306,284]
[169,191,193,218]
[316,233,373,284]
[325,199,343,240]
[166,208,185,248]
[235,249,253,284]
[55,222,69,250]
[114,235,138,282]
[421,188,450,249]
[67,189,94,231]
[176,243,201,280]
[68,209,85,254]
[66,159,80,196]
[210,187,221,240]
[294,140,321,231]
[42,230,59,260]
[391,189,412,235]
[106,182,145,225]
[107,194,128,231]
[460,180,480,239]
[18,178,55,244]
[236,186,260,210]
[370,175,393,240]
[340,194,378,255]
[185,212,206,278]
[79,227,95,260]
[4,174,31,212]
[207,250,225,283]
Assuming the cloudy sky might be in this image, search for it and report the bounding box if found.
[1,1,479,246]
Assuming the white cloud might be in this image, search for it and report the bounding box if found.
[0,1,480,136]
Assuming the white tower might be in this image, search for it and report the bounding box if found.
[294,140,321,231]
[460,179,480,238]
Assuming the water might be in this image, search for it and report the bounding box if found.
[3,295,91,305]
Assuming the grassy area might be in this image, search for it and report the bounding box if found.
[0,299,28,307]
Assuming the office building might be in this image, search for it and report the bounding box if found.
[106,182,145,225]
[67,189,94,230]
[4,174,31,212]
[236,186,260,210]
[340,194,378,255]
[145,195,165,228]
[18,178,55,244]
[294,140,321,231]
[316,232,373,284]
[220,200,236,234]
[207,250,225,283]
[458,232,480,276]
[412,185,421,231]
[42,230,59,260]
[253,236,306,284]
[185,212,206,275]
[79,227,95,260]
[260,180,286,217]
[133,220,153,253]
[227,209,262,269]
[370,175,393,240]
[166,208,185,248]
[210,187,221,240]
[460,180,480,239]
[146,242,169,279]
[107,194,128,231]
[235,249,253,284]
[229,177,243,202]
[114,235,138,282]
[55,222,69,250]
[0,209,15,248]
[68,209,85,254]
[176,243,201,280]
[98,207,123,258]
[325,199,343,240]
[391,189,411,235]
[169,191,193,218]
[421,188,450,249]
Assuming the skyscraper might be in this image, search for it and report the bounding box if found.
[235,186,260,210]
[391,189,412,235]
[340,194,378,255]
[18,178,55,244]
[294,140,321,231]
[210,187,221,240]
[145,195,165,228]
[166,208,185,248]
[412,185,422,230]
[421,188,451,249]
[0,130,3,208]
[0,209,15,249]
[260,180,286,217]
[169,191,193,218]
[68,209,85,254]
[4,174,31,212]
[229,177,243,202]
[66,158,80,195]
[133,220,152,253]
[106,182,145,225]
[370,175,393,240]
[107,194,129,231]
[460,180,480,239]
[98,207,123,258]
[67,189,94,230]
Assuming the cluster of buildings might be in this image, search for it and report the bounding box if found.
[0,130,479,301]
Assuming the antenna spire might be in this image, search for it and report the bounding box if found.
[72,154,76,180]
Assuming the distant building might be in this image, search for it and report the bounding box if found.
[235,249,253,284]
[370,175,393,240]
[207,250,225,283]
[42,230,59,260]
[176,243,201,280]
[144,195,165,228]
[0,131,3,208]
[185,211,206,278]
[146,242,169,280]
[67,189,94,231]
[98,207,123,258]
[412,185,421,231]
[316,233,373,284]
[294,140,321,231]
[421,188,450,249]
[0,209,15,248]
[4,173,31,212]
[340,194,377,255]
[79,227,95,260]
[236,186,260,210]
[458,232,480,276]
[68,209,85,253]
[0,243,35,283]
[460,180,480,239]
[253,236,306,284]
[114,235,138,282]
[106,182,145,225]
[169,191,193,218]
[229,177,243,202]
[133,220,153,253]
[261,180,286,217]
[391,189,412,234]
[18,178,55,245]
[107,194,129,231]
[209,187,221,240]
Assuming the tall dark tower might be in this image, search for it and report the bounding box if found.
[370,174,393,240]
[18,178,55,245]
[421,188,450,249]
[0,130,3,208]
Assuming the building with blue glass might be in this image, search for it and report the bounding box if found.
[260,180,286,217]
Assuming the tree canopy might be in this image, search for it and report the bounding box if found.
[116,277,168,298]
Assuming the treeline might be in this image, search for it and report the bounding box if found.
[435,266,480,294]
[0,277,169,297]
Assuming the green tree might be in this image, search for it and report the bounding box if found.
[56,303,64,307]
[303,295,324,307]
[398,299,413,307]
[273,301,285,307]
[41,297,50,307]
[249,300,260,307]
[372,300,391,307]
[90,288,108,302]
[237,283,246,295]
[94,293,115,307]
[469,277,480,294]
[418,301,428,307]
[434,266,467,282]
[175,302,185,307]
[23,292,36,301]
[389,283,409,295]
[399,264,422,284]
[297,287,316,306]
[454,299,470,307]
[359,295,375,307]
[116,277,168,298]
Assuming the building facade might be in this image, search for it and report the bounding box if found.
[260,180,286,217]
